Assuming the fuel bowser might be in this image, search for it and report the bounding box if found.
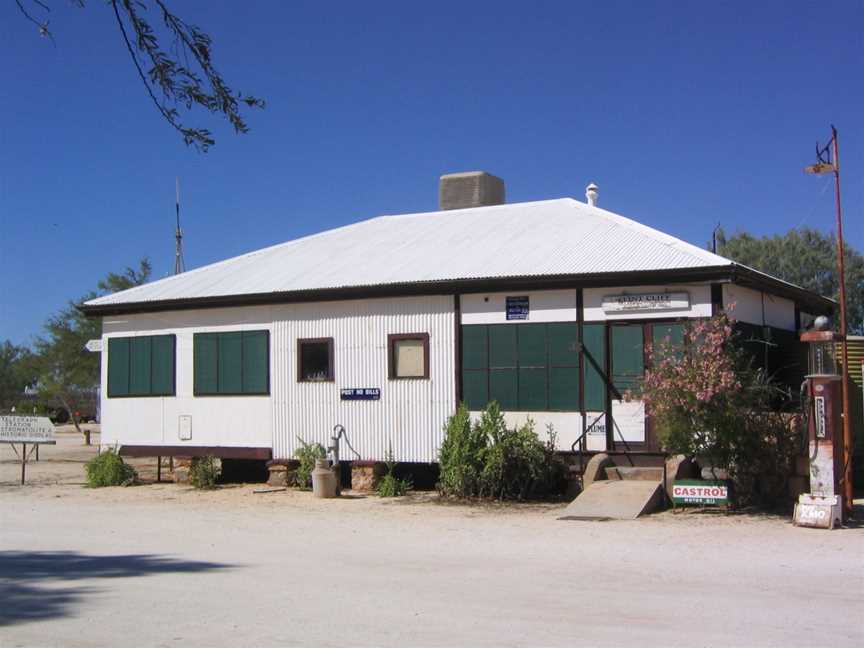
[793,319,845,529]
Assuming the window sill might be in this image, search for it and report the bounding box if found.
[107,393,176,399]
[193,392,270,397]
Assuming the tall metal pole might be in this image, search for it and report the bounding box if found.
[174,177,185,275]
[830,126,853,518]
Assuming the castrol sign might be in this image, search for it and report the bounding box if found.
[671,480,729,506]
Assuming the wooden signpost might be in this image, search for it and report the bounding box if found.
[0,415,56,485]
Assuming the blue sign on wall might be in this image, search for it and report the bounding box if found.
[506,296,529,320]
[340,388,381,401]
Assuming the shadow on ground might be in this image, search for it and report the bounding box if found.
[0,551,233,627]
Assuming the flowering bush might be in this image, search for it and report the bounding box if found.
[643,313,801,505]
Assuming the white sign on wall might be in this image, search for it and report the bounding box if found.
[0,416,56,444]
[610,400,646,443]
[602,292,690,313]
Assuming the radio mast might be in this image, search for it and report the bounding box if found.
[174,177,185,275]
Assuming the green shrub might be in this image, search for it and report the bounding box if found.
[377,444,412,497]
[293,437,326,489]
[189,455,221,489]
[438,402,565,500]
[85,449,137,487]
[438,404,486,498]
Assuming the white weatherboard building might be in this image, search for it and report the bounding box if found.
[82,172,831,465]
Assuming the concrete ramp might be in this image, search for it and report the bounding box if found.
[558,480,665,521]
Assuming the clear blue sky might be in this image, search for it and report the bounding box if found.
[1,0,861,346]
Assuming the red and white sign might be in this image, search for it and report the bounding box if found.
[672,484,728,499]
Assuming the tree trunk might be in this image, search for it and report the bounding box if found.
[58,394,88,445]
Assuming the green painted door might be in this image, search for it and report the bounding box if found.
[611,324,644,395]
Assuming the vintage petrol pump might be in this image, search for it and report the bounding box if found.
[793,319,845,529]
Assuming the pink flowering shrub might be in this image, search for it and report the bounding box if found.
[643,313,800,504]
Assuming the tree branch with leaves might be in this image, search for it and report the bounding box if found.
[13,0,264,151]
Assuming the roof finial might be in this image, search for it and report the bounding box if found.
[586,182,599,207]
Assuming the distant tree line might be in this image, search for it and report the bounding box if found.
[1,259,151,442]
[715,227,863,335]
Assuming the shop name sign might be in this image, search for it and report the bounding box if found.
[340,388,381,401]
[602,292,690,313]
[671,480,729,506]
[0,415,56,444]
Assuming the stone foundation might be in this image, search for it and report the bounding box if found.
[351,462,385,493]
[266,460,299,487]
[171,457,193,484]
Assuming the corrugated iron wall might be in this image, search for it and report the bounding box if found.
[271,295,456,463]
[842,336,864,390]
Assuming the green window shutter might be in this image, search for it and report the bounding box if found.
[107,337,130,397]
[489,368,518,410]
[194,334,219,395]
[518,367,547,410]
[612,325,644,394]
[517,324,546,367]
[651,323,685,361]
[150,335,175,396]
[548,323,580,366]
[461,326,488,370]
[218,332,243,394]
[583,323,606,411]
[549,366,580,411]
[242,331,269,394]
[462,370,489,410]
[489,325,517,368]
[129,337,152,395]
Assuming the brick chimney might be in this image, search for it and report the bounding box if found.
[439,171,505,210]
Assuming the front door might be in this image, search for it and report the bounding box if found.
[609,323,648,449]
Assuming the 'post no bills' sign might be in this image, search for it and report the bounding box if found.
[671,480,729,506]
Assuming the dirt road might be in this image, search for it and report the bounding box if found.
[1,430,862,647]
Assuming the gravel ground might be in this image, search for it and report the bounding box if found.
[1,429,862,648]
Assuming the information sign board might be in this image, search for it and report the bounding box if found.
[0,416,56,444]
[505,296,529,320]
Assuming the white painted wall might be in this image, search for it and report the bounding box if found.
[101,296,457,463]
[270,295,456,463]
[461,289,577,325]
[723,284,796,331]
[583,284,712,322]
[101,306,276,451]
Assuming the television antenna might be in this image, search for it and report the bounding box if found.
[174,177,185,275]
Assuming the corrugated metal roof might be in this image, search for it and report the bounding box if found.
[87,198,735,308]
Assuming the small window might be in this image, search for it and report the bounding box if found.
[298,338,334,382]
[388,333,429,380]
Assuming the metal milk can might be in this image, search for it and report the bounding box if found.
[311,459,338,498]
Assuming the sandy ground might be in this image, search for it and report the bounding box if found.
[1,428,863,648]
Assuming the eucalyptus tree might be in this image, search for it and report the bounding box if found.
[716,227,863,334]
[12,0,264,151]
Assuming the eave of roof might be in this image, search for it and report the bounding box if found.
[79,264,834,317]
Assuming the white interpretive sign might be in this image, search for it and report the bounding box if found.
[0,416,56,444]
[602,292,690,313]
